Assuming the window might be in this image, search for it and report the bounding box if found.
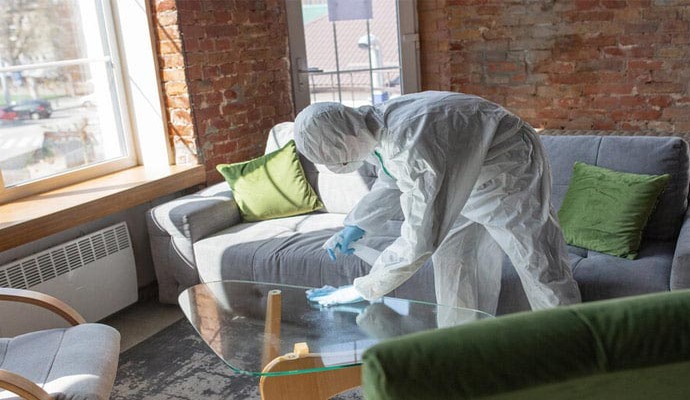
[0,0,140,202]
[287,0,420,113]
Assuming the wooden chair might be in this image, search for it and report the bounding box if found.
[0,288,120,400]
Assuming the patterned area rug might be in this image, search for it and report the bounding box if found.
[111,318,363,399]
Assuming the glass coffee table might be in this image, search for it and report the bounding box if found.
[179,280,492,400]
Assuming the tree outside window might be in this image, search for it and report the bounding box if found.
[0,0,133,197]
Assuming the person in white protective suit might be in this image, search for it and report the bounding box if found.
[295,91,582,314]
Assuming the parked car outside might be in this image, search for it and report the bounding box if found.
[0,99,52,120]
[0,107,17,121]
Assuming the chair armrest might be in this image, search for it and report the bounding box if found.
[671,205,690,290]
[0,369,52,400]
[0,288,85,326]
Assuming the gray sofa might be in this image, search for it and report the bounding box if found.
[147,126,690,314]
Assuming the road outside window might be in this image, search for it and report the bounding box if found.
[0,0,132,196]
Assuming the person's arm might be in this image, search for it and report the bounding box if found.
[343,165,402,235]
[354,140,445,300]
[324,162,402,261]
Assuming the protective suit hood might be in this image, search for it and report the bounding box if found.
[294,102,382,173]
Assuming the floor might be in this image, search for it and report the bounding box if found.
[101,298,184,352]
[103,297,365,399]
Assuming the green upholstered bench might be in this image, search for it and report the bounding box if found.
[362,290,690,400]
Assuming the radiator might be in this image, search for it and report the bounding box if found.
[0,222,138,336]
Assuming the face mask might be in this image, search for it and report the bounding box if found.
[325,161,364,174]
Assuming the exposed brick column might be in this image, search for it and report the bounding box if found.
[150,0,294,183]
[150,0,196,165]
[418,0,452,90]
[434,0,690,133]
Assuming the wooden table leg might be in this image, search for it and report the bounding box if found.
[259,343,361,400]
[262,290,282,368]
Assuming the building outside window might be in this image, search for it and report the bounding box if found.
[287,0,420,113]
[301,0,402,106]
[0,0,136,202]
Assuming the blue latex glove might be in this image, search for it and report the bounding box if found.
[306,285,364,307]
[323,225,365,261]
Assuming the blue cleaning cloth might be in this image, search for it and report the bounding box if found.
[306,285,336,301]
[306,285,364,306]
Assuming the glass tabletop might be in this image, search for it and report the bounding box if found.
[178,280,492,377]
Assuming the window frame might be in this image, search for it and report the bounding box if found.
[286,0,421,114]
[0,0,171,203]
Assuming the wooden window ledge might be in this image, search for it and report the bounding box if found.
[0,165,206,252]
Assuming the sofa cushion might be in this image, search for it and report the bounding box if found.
[541,134,689,241]
[497,240,674,315]
[0,324,120,400]
[572,240,674,301]
[558,162,670,259]
[310,163,379,214]
[216,140,323,222]
[194,213,436,302]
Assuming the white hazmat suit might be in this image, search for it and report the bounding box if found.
[294,91,581,314]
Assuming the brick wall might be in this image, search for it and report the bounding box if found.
[151,0,191,164]
[151,0,294,183]
[150,0,690,183]
[418,0,451,90]
[424,0,690,133]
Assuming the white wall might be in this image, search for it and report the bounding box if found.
[0,193,180,291]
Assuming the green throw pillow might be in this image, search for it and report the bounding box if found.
[216,140,323,222]
[558,162,670,259]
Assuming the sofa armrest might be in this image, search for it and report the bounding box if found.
[147,182,241,303]
[362,291,690,400]
[362,309,595,400]
[671,205,690,290]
